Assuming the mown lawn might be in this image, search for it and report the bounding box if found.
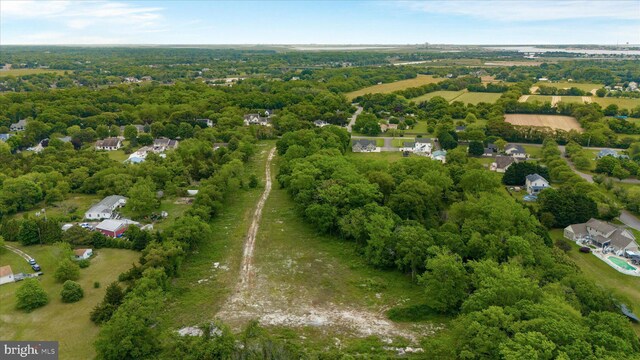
[0,243,139,360]
[454,92,502,105]
[6,193,102,222]
[522,145,543,159]
[105,149,129,162]
[346,75,442,100]
[0,68,70,77]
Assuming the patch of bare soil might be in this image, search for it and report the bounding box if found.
[518,95,530,103]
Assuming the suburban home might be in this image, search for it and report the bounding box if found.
[491,155,516,173]
[85,195,127,220]
[525,173,549,195]
[564,218,638,257]
[352,139,378,153]
[243,113,271,126]
[95,219,130,238]
[196,118,214,128]
[0,133,13,141]
[95,137,123,151]
[74,248,93,260]
[483,148,495,157]
[455,125,466,132]
[0,265,14,285]
[314,120,329,127]
[10,119,27,132]
[414,139,433,155]
[399,141,416,153]
[505,144,527,159]
[596,148,628,159]
[213,142,229,150]
[431,150,447,163]
[153,138,179,152]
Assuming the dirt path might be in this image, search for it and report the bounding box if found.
[3,244,33,261]
[582,96,592,104]
[529,86,539,94]
[551,96,561,107]
[347,105,363,133]
[590,88,598,95]
[518,95,530,103]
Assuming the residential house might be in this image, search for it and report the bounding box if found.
[84,195,127,220]
[483,147,495,157]
[74,248,93,260]
[0,133,13,142]
[431,150,447,163]
[491,155,516,173]
[525,174,549,195]
[95,138,123,151]
[196,118,214,128]
[10,119,27,132]
[153,138,179,152]
[96,219,130,238]
[505,144,527,159]
[564,218,638,256]
[414,139,433,155]
[123,77,140,83]
[0,265,14,285]
[213,142,228,150]
[352,139,379,153]
[58,136,72,143]
[399,141,416,152]
[243,113,271,126]
[596,149,628,159]
[455,125,466,132]
[314,120,329,128]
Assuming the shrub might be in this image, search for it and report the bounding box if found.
[54,258,80,283]
[77,259,90,268]
[94,281,101,288]
[61,280,84,303]
[16,279,49,312]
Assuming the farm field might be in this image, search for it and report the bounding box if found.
[454,91,502,104]
[505,114,583,132]
[0,68,69,76]
[346,75,442,100]
[593,97,640,110]
[534,82,602,92]
[0,243,139,360]
[526,95,553,104]
[410,90,465,103]
[558,96,589,104]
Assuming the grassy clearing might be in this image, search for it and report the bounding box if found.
[559,96,589,104]
[404,121,432,136]
[522,145,543,159]
[105,149,129,162]
[549,230,640,335]
[392,138,415,147]
[593,97,640,110]
[534,82,602,92]
[346,75,442,100]
[0,243,139,360]
[158,142,274,329]
[0,68,69,77]
[7,193,102,221]
[526,95,553,103]
[410,90,465,103]
[454,92,502,105]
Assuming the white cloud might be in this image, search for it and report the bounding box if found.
[396,0,640,21]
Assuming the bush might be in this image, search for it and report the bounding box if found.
[94,281,101,288]
[77,259,90,268]
[61,280,84,303]
[54,258,80,283]
[16,279,49,312]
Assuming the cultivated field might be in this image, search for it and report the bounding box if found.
[0,244,139,360]
[526,95,553,104]
[534,81,603,92]
[593,97,640,110]
[411,90,465,103]
[505,114,583,132]
[0,68,69,77]
[454,92,502,105]
[346,75,442,100]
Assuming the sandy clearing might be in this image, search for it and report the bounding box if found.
[551,96,561,107]
[518,95,530,103]
[529,86,539,94]
[582,96,592,104]
[590,88,598,95]
[505,114,583,132]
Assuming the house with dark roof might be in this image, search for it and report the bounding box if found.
[505,144,527,159]
[352,139,378,153]
[95,137,122,151]
[314,120,329,128]
[525,174,549,195]
[153,138,179,151]
[10,119,27,132]
[399,141,415,152]
[564,218,638,257]
[243,113,272,126]
[491,155,516,173]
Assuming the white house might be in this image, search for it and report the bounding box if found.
[314,120,329,128]
[10,119,27,132]
[0,265,14,285]
[243,113,271,126]
[504,144,527,159]
[85,195,127,220]
[399,141,416,152]
[95,138,123,151]
[431,150,447,163]
[413,139,433,156]
[74,248,93,260]
[525,174,549,195]
[352,139,379,153]
[564,218,638,256]
[153,138,179,152]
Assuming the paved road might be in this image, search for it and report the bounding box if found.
[346,105,363,133]
[620,210,640,231]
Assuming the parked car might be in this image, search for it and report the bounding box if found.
[28,259,37,265]
[31,263,41,271]
[579,247,591,253]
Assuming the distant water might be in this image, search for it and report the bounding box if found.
[486,46,640,55]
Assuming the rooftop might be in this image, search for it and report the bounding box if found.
[0,265,13,277]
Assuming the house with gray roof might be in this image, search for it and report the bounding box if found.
[491,155,516,173]
[95,137,122,151]
[243,113,272,126]
[564,218,638,256]
[525,173,549,195]
[352,139,378,153]
[10,119,27,132]
[85,195,127,220]
[505,144,527,159]
[596,148,628,160]
[153,138,178,151]
[0,133,13,142]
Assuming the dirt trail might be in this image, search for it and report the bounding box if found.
[551,96,561,107]
[582,96,592,104]
[529,86,539,94]
[216,147,434,343]
[518,95,529,103]
[3,244,33,261]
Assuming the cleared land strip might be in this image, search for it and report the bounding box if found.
[4,244,33,261]
[582,96,592,104]
[518,95,530,103]
[551,96,561,107]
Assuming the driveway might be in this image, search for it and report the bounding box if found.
[619,210,640,231]
[346,105,363,133]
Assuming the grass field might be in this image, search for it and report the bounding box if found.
[0,243,139,360]
[346,75,442,100]
[558,96,589,104]
[534,82,603,92]
[593,97,640,110]
[454,92,503,105]
[351,138,384,146]
[505,114,583,132]
[411,90,465,103]
[0,68,69,77]
[392,138,415,147]
[526,95,553,104]
[521,145,543,159]
[7,194,102,221]
[404,121,432,136]
[549,230,640,335]
[105,149,129,162]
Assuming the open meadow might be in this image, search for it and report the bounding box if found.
[505,114,583,132]
[410,90,465,103]
[534,82,602,92]
[346,74,442,100]
[593,97,640,110]
[0,68,69,77]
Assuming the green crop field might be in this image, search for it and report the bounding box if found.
[411,90,465,103]
[526,95,553,103]
[454,92,502,105]
[0,68,69,77]
[559,96,589,104]
[534,82,603,92]
[593,97,640,110]
[0,244,139,360]
[346,75,442,100]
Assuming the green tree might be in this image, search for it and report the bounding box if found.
[16,279,49,312]
[123,125,138,145]
[419,248,468,313]
[96,125,109,139]
[353,113,381,136]
[91,282,125,324]
[595,156,619,175]
[17,218,40,246]
[460,169,501,194]
[166,215,212,250]
[126,178,158,218]
[60,280,84,303]
[464,113,477,124]
[438,130,458,150]
[54,258,80,283]
[394,225,433,281]
[538,188,598,227]
[468,141,484,156]
[137,133,153,146]
[612,165,630,180]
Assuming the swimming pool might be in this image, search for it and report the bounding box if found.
[607,257,637,271]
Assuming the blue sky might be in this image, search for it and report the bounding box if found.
[1,0,639,45]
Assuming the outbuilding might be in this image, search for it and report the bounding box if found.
[95,219,129,238]
[0,265,15,285]
[74,248,93,260]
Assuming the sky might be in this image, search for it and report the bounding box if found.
[1,0,639,45]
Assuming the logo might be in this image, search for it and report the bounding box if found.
[1,341,58,359]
